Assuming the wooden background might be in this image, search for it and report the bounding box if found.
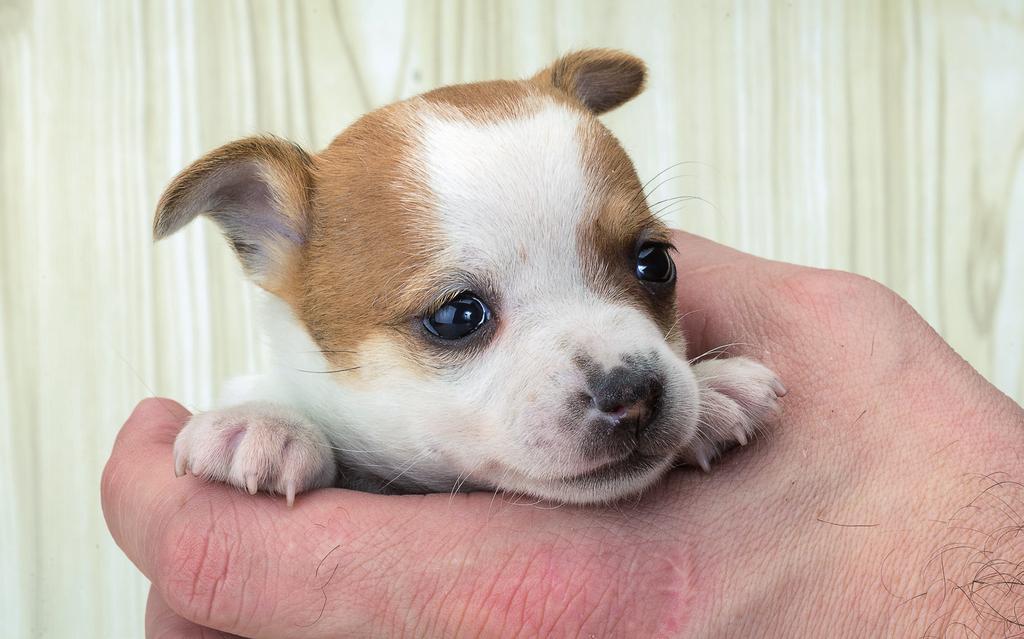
[1,1,1021,636]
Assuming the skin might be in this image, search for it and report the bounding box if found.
[102,231,1024,638]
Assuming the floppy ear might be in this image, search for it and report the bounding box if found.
[154,136,313,289]
[533,49,647,115]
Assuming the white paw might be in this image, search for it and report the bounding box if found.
[173,402,336,505]
[681,357,786,471]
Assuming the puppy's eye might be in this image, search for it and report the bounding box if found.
[423,292,492,340]
[635,243,676,284]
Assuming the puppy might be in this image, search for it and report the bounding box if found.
[155,49,784,506]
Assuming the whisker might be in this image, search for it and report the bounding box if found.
[449,469,468,503]
[624,159,718,222]
[627,161,688,206]
[531,499,566,510]
[294,366,361,374]
[661,313,685,343]
[379,449,431,490]
[630,160,711,207]
[621,161,693,220]
[642,175,691,201]
[664,309,705,345]
[509,492,544,507]
[488,484,504,513]
[488,468,516,513]
[314,442,400,455]
[653,195,719,220]
[688,341,755,364]
[113,348,198,415]
[449,462,484,503]
[651,196,707,220]
[641,194,695,219]
[625,180,692,221]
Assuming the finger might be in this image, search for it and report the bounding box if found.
[146,584,246,638]
[103,399,685,638]
[102,398,193,576]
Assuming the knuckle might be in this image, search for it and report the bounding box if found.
[155,503,255,630]
[774,268,911,329]
[770,267,944,385]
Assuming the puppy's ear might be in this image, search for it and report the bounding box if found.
[154,136,313,290]
[533,49,646,115]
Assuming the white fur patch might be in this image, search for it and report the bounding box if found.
[418,100,635,364]
[418,100,592,300]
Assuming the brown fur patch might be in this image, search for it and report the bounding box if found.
[293,102,445,371]
[575,117,678,335]
[153,136,315,298]
[419,80,541,122]
[532,49,647,115]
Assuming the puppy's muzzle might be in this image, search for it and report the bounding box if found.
[586,365,664,438]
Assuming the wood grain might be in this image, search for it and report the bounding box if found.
[1,1,1021,635]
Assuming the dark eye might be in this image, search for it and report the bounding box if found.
[423,292,492,340]
[635,243,676,283]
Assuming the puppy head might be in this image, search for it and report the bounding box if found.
[156,50,699,504]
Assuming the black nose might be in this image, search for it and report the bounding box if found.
[589,366,664,435]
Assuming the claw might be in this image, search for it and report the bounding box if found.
[771,378,788,397]
[174,453,187,477]
[695,449,712,473]
[245,474,258,495]
[286,482,296,508]
[734,429,749,446]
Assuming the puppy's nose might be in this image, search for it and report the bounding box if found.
[589,366,663,434]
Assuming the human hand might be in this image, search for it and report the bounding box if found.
[102,231,1023,637]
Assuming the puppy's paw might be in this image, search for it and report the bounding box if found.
[173,402,336,505]
[680,357,786,471]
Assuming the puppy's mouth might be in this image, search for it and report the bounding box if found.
[561,449,662,484]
